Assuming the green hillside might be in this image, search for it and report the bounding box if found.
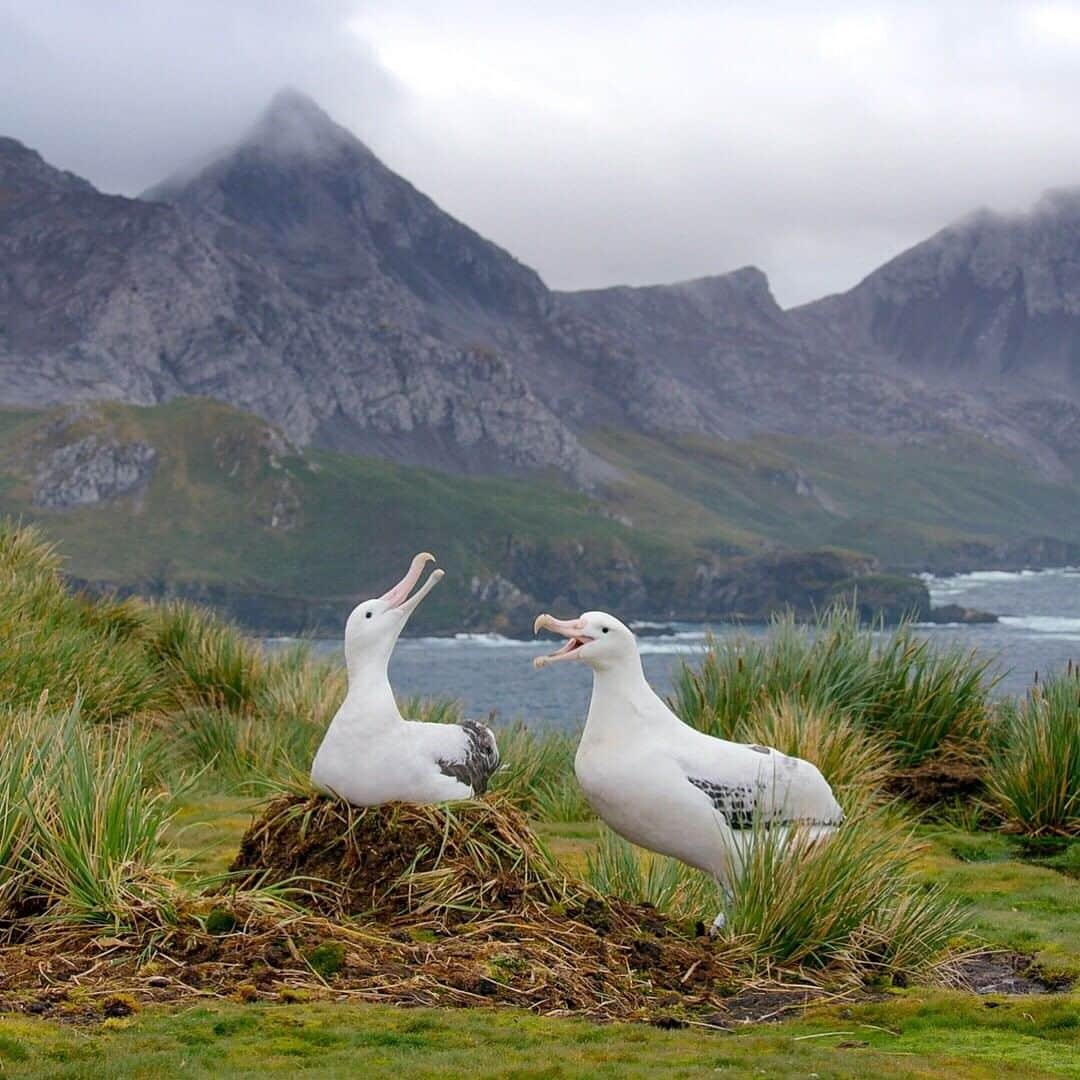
[593,429,1080,569]
[0,398,1077,633]
[0,400,684,632]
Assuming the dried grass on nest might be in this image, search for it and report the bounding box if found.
[227,793,575,924]
[0,886,767,1025]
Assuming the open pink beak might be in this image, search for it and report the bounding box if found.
[533,613,591,668]
[380,552,443,615]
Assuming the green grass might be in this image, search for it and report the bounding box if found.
[672,608,995,768]
[989,669,1080,835]
[0,703,179,929]
[591,427,1080,570]
[0,400,683,635]
[0,993,1076,1079]
[919,828,1080,979]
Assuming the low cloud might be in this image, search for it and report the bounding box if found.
[5,1,1080,304]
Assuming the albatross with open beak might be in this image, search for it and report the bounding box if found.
[534,611,843,931]
[310,553,499,805]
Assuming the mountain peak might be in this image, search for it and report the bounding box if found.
[244,88,360,161]
[1035,185,1080,219]
[0,136,96,197]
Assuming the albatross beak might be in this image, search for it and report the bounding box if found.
[533,613,589,669]
[381,553,442,616]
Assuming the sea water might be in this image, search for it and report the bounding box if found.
[271,568,1080,729]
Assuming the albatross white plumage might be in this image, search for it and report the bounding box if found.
[311,553,499,806]
[534,611,843,929]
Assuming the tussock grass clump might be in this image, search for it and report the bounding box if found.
[585,806,968,984]
[585,829,720,922]
[489,723,593,822]
[229,792,572,923]
[148,602,268,713]
[739,695,895,804]
[0,520,348,792]
[673,607,994,769]
[988,667,1080,836]
[0,523,166,722]
[727,805,967,980]
[0,702,179,931]
[169,645,346,791]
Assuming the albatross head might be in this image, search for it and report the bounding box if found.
[532,611,638,672]
[344,552,443,671]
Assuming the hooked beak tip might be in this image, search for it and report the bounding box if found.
[533,613,550,636]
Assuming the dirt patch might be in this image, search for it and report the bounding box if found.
[953,951,1073,995]
[887,756,985,805]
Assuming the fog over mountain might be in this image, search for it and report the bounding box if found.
[6,2,1080,303]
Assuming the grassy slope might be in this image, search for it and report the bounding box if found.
[1,400,1079,627]
[592,429,1080,568]
[0,400,683,630]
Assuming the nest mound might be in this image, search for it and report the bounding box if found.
[229,793,572,924]
[0,794,763,1024]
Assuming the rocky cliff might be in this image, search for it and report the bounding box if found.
[796,193,1080,475]
[4,90,1078,494]
[0,96,599,483]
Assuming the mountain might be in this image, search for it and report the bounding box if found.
[2,89,1080,629]
[6,89,1076,488]
[796,192,1080,472]
[1,94,599,481]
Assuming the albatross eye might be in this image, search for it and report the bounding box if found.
[602,627,609,634]
[365,611,373,619]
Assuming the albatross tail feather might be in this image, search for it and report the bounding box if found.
[438,719,501,796]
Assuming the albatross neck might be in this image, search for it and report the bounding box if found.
[581,650,684,742]
[343,650,400,723]
[588,651,651,709]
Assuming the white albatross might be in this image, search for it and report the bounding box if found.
[310,553,499,805]
[533,611,843,930]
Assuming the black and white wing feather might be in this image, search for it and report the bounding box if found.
[685,745,844,831]
[438,720,501,795]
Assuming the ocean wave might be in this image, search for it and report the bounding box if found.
[638,642,708,655]
[929,566,1080,587]
[998,615,1080,638]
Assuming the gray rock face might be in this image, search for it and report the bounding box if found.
[794,193,1080,468]
[801,194,1080,386]
[1,90,1078,490]
[558,267,1075,477]
[33,434,157,509]
[0,95,601,484]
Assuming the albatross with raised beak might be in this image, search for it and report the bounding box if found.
[533,611,843,930]
[311,553,499,805]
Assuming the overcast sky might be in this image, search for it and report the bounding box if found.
[4,1,1080,305]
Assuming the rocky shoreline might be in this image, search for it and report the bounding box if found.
[67,545,1001,638]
